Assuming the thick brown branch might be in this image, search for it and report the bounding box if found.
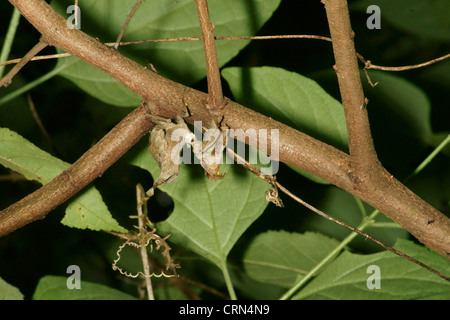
[322,0,379,176]
[2,0,450,258]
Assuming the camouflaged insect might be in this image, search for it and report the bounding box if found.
[146,116,225,197]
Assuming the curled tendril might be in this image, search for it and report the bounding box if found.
[112,230,180,279]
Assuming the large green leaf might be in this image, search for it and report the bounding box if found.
[0,277,24,300]
[222,66,348,184]
[421,60,450,89]
[130,144,270,268]
[293,239,450,300]
[51,0,281,106]
[352,0,450,42]
[0,128,127,233]
[243,231,340,288]
[32,275,136,300]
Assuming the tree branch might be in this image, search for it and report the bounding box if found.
[322,0,379,176]
[0,39,47,87]
[0,102,155,235]
[194,0,224,111]
[2,0,449,259]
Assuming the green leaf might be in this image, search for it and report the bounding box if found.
[352,0,450,42]
[360,70,435,173]
[222,66,348,183]
[421,59,450,89]
[0,277,24,300]
[130,145,270,268]
[0,128,68,183]
[293,239,450,300]
[32,275,136,300]
[363,70,433,144]
[50,0,281,106]
[0,128,127,233]
[243,231,340,288]
[61,187,127,232]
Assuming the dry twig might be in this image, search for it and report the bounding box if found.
[27,93,55,154]
[114,0,142,50]
[0,39,47,87]
[357,52,450,72]
[136,184,155,300]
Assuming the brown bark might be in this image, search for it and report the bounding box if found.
[322,0,379,176]
[194,0,224,111]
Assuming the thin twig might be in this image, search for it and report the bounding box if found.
[74,0,79,29]
[2,35,446,78]
[357,52,450,72]
[109,34,332,45]
[0,53,70,66]
[358,52,450,87]
[0,8,21,77]
[0,39,48,87]
[136,184,155,300]
[362,68,379,87]
[194,0,224,111]
[225,147,450,282]
[0,35,332,67]
[114,0,142,50]
[27,93,55,154]
[277,183,449,281]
